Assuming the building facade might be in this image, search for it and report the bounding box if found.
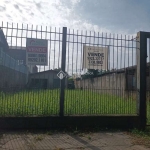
[0,29,29,89]
[74,66,139,99]
[27,70,66,89]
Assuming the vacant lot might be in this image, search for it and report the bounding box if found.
[0,89,137,115]
[0,89,150,124]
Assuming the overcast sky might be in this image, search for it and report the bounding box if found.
[0,0,150,73]
[0,0,150,35]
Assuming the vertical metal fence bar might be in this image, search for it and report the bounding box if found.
[10,23,13,115]
[127,35,130,113]
[6,22,8,42]
[76,30,79,114]
[10,23,14,95]
[76,30,79,77]
[108,33,111,114]
[72,30,75,114]
[84,30,87,114]
[45,26,47,72]
[75,31,76,114]
[89,31,91,114]
[116,34,119,114]
[97,32,100,114]
[120,34,122,114]
[123,35,125,107]
[44,26,47,115]
[148,38,150,125]
[75,31,78,113]
[56,28,61,115]
[101,32,103,113]
[41,25,43,115]
[53,27,56,69]
[22,23,25,114]
[112,34,115,114]
[49,27,51,70]
[66,29,70,115]
[30,23,34,112]
[104,33,106,114]
[9,23,13,114]
[20,23,23,114]
[93,31,96,115]
[80,30,83,115]
[39,26,42,114]
[124,35,127,114]
[58,28,61,69]
[52,27,57,113]
[131,35,134,113]
[59,27,67,117]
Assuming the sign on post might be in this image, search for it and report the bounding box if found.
[26,38,48,65]
[83,45,108,70]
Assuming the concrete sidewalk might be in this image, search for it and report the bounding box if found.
[0,131,149,150]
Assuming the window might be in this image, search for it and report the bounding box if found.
[18,60,24,65]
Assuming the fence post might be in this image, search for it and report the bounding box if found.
[59,27,67,117]
[136,31,147,129]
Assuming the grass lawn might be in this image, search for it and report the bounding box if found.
[0,89,139,117]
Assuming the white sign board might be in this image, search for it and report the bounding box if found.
[83,45,108,70]
[26,38,48,65]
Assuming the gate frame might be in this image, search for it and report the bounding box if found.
[0,25,144,129]
[136,31,150,129]
[59,29,149,129]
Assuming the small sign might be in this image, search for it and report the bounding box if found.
[57,71,66,80]
[26,38,48,65]
[83,45,108,70]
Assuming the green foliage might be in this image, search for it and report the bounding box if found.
[88,69,98,77]
[129,127,150,148]
[131,127,150,138]
[81,69,109,79]
[68,78,73,80]
[68,83,75,89]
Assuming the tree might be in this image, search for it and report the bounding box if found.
[87,69,99,77]
[81,69,109,79]
[54,68,61,71]
[81,69,98,79]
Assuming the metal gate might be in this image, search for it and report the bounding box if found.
[63,28,138,116]
[0,22,148,128]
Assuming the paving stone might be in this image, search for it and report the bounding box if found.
[0,132,149,150]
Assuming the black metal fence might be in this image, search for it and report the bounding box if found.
[0,22,139,117]
[64,29,138,116]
